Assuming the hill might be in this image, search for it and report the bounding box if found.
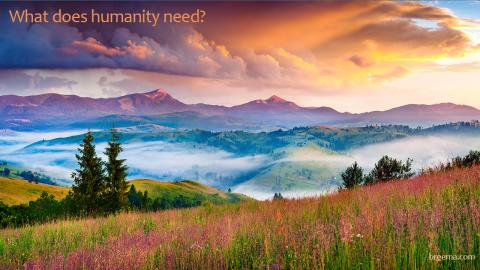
[0,162,58,186]
[0,177,69,205]
[70,111,263,132]
[0,177,250,206]
[18,122,480,195]
[130,179,251,204]
[1,164,478,269]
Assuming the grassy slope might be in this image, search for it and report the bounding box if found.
[1,165,479,269]
[0,177,249,206]
[239,144,349,192]
[130,179,251,204]
[0,177,69,205]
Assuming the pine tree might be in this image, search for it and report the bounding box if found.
[71,131,105,214]
[127,185,141,209]
[104,127,128,212]
[341,162,363,189]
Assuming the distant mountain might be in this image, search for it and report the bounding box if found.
[350,103,480,126]
[70,111,265,131]
[230,95,301,113]
[0,89,187,120]
[1,89,479,130]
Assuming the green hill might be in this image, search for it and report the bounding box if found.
[0,177,250,206]
[0,177,69,205]
[129,179,251,204]
[0,162,58,186]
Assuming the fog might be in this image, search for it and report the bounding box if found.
[348,135,480,171]
[233,184,338,201]
[235,134,480,200]
[0,130,86,154]
[0,135,268,188]
[1,131,479,199]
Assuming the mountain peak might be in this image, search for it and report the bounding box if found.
[266,95,287,103]
[144,89,170,100]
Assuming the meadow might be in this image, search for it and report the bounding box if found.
[0,177,69,205]
[0,165,479,269]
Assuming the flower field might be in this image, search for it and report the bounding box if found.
[1,166,479,269]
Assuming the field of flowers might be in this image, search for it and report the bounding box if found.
[1,166,479,269]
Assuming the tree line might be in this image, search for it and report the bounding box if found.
[0,164,56,186]
[341,150,480,189]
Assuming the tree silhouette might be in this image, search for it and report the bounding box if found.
[104,127,128,212]
[71,131,105,214]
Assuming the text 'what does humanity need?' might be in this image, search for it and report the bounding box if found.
[7,9,207,26]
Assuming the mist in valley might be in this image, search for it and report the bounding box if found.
[1,131,479,199]
[347,134,480,171]
[0,132,269,189]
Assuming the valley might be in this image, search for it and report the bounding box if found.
[1,121,479,199]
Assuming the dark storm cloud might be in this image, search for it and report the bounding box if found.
[0,0,247,79]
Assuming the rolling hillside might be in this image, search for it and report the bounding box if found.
[0,177,69,205]
[1,164,478,269]
[0,178,250,206]
[130,179,251,204]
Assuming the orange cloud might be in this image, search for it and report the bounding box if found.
[197,1,478,87]
[73,37,122,57]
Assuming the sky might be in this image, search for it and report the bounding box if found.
[0,1,479,113]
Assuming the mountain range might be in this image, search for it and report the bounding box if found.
[1,89,480,130]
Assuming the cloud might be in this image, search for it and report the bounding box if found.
[0,19,247,79]
[349,54,374,68]
[72,37,124,57]
[345,19,471,57]
[370,66,409,82]
[199,1,479,86]
[0,1,478,96]
[0,70,77,93]
[348,135,480,171]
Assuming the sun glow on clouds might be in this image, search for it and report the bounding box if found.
[0,1,479,111]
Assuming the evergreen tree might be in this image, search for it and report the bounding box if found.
[127,185,142,209]
[71,131,105,214]
[341,162,363,189]
[104,128,128,212]
[365,155,413,184]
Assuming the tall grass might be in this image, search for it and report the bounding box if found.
[1,166,479,269]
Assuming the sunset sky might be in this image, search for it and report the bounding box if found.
[0,1,479,112]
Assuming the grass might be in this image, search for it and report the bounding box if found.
[0,178,249,206]
[0,177,69,205]
[1,166,479,269]
[130,179,251,204]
